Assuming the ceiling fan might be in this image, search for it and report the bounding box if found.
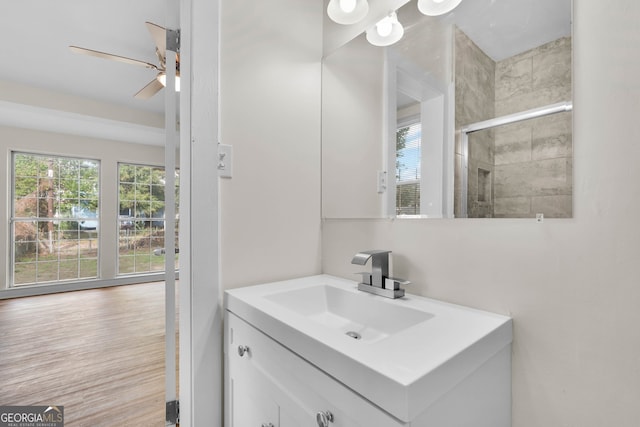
[69,22,179,100]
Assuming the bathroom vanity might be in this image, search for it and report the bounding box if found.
[224,275,512,426]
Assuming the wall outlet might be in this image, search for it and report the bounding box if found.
[217,144,233,178]
[536,213,544,223]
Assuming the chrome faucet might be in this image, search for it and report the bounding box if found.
[351,250,410,299]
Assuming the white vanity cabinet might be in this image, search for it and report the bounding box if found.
[224,275,512,427]
[225,312,403,427]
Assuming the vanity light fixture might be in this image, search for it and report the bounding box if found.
[417,0,463,16]
[157,72,181,92]
[366,12,404,47]
[327,0,369,25]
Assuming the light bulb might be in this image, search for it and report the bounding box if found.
[327,0,369,25]
[417,0,463,16]
[376,16,393,37]
[366,12,404,47]
[157,73,181,92]
[339,0,356,13]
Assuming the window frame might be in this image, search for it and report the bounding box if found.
[116,162,179,277]
[10,151,101,287]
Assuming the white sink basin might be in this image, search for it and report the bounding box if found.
[265,284,433,343]
[225,275,512,422]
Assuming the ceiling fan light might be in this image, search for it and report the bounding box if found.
[366,12,404,47]
[327,0,369,25]
[417,0,463,16]
[157,73,181,92]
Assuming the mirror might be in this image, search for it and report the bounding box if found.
[322,0,572,219]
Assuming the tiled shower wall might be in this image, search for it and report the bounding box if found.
[494,37,573,218]
[455,30,573,218]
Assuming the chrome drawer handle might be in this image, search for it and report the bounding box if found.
[316,410,334,427]
[237,345,250,357]
[261,423,274,427]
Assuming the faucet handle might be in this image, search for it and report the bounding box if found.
[355,272,372,286]
[385,277,410,291]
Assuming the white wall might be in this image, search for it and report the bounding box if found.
[322,1,640,425]
[219,0,323,289]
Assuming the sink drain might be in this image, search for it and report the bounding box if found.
[346,331,362,340]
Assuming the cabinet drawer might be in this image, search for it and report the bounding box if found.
[226,312,405,427]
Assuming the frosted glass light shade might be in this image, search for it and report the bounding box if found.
[417,0,463,16]
[157,73,181,92]
[327,0,369,25]
[366,12,404,47]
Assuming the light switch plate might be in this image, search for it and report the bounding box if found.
[377,170,387,193]
[218,144,233,178]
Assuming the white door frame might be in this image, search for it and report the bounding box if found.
[177,0,222,425]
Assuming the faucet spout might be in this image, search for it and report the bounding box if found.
[351,250,409,299]
[351,250,391,288]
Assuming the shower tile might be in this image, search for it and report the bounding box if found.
[532,133,572,160]
[531,113,572,160]
[532,195,572,218]
[532,37,572,92]
[494,158,571,198]
[494,197,531,216]
[496,57,532,102]
[495,126,532,165]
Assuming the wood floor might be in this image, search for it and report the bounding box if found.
[0,282,177,426]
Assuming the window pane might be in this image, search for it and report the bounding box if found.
[80,259,98,278]
[135,166,152,184]
[14,177,38,198]
[151,167,165,184]
[58,260,79,281]
[119,183,134,202]
[396,122,422,216]
[14,262,37,285]
[396,123,421,182]
[119,164,136,182]
[396,182,421,215]
[118,256,135,275]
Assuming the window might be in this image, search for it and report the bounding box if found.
[11,153,100,286]
[118,164,179,275]
[396,121,422,216]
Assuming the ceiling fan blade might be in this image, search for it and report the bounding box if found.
[145,22,166,58]
[134,77,164,99]
[69,46,158,70]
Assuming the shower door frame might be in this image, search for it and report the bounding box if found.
[459,101,573,218]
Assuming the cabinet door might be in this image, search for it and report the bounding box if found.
[226,312,405,427]
[226,316,279,427]
[229,366,279,427]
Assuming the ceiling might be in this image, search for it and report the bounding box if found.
[397,0,572,62]
[0,0,171,114]
[449,0,572,61]
[1,1,571,116]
